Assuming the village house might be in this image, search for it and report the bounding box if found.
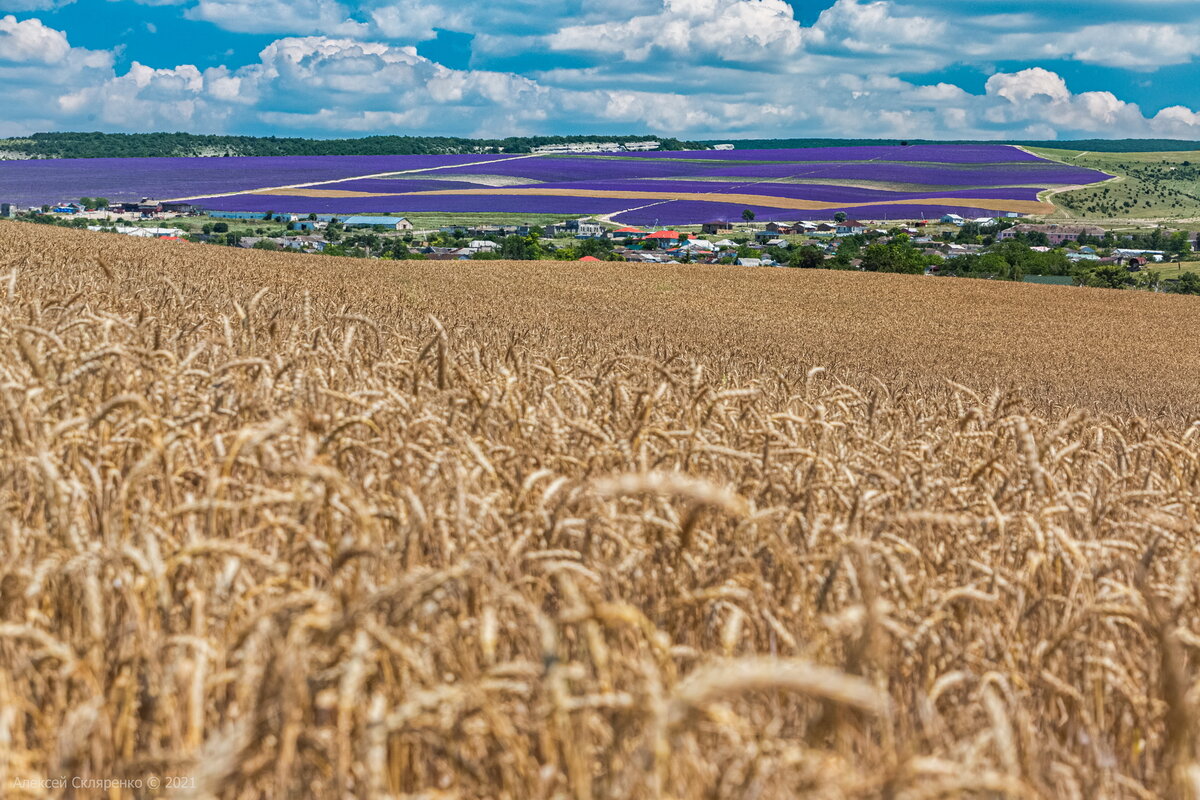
[997,224,1106,245]
[643,230,682,247]
[701,222,734,235]
[836,220,867,236]
[282,236,327,251]
[343,216,413,231]
[609,226,647,239]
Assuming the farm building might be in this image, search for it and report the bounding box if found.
[997,224,1106,244]
[565,219,605,238]
[701,222,734,235]
[643,230,682,246]
[610,226,647,239]
[207,211,278,220]
[342,216,413,230]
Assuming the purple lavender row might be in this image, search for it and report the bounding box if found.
[431,157,724,182]
[619,144,1046,164]
[196,192,636,215]
[465,180,1043,202]
[696,162,1110,186]
[611,200,1032,225]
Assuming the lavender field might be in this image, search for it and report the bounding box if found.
[1,144,1110,223]
[0,153,519,207]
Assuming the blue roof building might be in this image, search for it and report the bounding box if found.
[341,216,412,230]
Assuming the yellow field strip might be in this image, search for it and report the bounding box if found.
[250,186,1052,215]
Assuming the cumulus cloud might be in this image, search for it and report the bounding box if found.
[809,0,945,53]
[184,0,465,41]
[0,14,72,63]
[1050,23,1200,69]
[548,0,808,63]
[982,67,1200,138]
[0,0,75,9]
[4,4,1200,140]
[185,0,369,37]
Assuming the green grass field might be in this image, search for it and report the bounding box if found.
[1030,147,1200,221]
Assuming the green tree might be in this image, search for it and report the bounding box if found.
[1166,231,1192,259]
[252,239,280,251]
[79,197,93,209]
[576,238,613,258]
[499,234,542,260]
[1075,264,1133,289]
[967,251,1022,281]
[1174,272,1200,295]
[212,222,229,233]
[834,211,848,223]
[788,246,826,269]
[95,198,109,209]
[741,209,756,222]
[859,241,927,274]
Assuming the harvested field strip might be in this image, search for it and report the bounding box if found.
[249,186,1053,215]
[160,152,547,202]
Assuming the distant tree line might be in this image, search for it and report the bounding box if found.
[699,138,1200,153]
[0,132,703,159]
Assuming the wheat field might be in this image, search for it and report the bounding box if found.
[1,222,1199,799]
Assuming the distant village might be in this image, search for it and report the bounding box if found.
[4,196,1198,290]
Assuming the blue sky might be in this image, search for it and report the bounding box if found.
[2,0,1200,140]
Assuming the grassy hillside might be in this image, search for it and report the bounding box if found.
[3,223,1200,798]
[1031,147,1200,222]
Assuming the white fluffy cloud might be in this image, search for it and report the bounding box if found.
[185,0,369,37]
[0,14,71,62]
[4,1,1200,139]
[548,0,808,62]
[809,0,944,53]
[183,0,460,40]
[982,67,1200,138]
